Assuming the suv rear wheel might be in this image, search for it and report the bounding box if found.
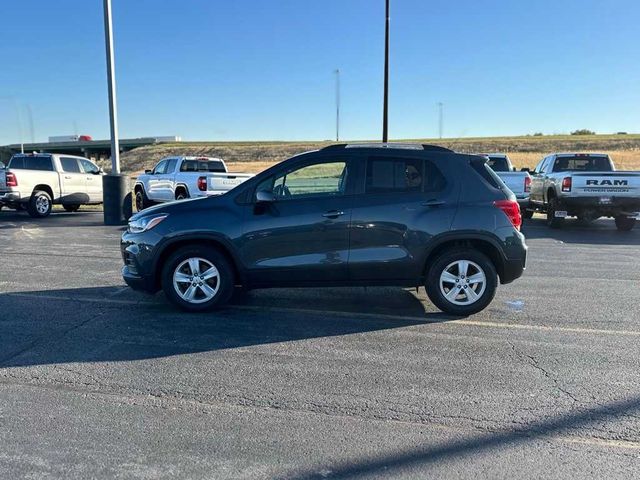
[27,190,53,218]
[161,246,234,312]
[425,248,497,316]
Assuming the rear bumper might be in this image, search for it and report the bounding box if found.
[558,196,640,214]
[0,191,21,204]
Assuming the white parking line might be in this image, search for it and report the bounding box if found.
[6,292,640,337]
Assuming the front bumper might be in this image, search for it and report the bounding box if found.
[122,265,157,293]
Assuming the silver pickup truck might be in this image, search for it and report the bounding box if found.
[528,153,640,230]
[0,153,104,217]
[134,156,254,211]
[482,154,532,218]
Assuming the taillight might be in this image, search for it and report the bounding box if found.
[6,172,17,187]
[494,199,522,231]
[197,176,207,191]
[524,176,531,193]
[561,177,572,192]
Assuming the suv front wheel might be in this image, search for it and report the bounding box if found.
[161,245,234,312]
[425,248,497,316]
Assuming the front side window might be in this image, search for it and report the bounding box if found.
[79,159,99,174]
[366,157,424,193]
[153,160,168,175]
[60,157,81,173]
[257,161,348,200]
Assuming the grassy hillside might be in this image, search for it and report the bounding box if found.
[116,134,640,175]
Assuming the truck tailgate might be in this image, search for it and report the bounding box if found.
[497,172,528,197]
[208,173,253,194]
[571,172,640,197]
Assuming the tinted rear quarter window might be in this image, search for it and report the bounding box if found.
[471,158,509,191]
[9,155,53,171]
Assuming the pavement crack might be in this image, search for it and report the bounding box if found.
[508,341,581,404]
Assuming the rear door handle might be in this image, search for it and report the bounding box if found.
[322,210,345,218]
[421,199,445,207]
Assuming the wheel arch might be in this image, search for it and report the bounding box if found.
[422,233,506,283]
[152,234,244,290]
[32,184,54,200]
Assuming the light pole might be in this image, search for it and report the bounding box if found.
[102,0,131,225]
[334,69,340,142]
[437,102,444,139]
[382,0,390,143]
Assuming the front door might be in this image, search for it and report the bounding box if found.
[240,156,353,286]
[348,154,457,282]
[79,158,103,203]
[59,157,88,204]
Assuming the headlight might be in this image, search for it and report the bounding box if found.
[128,214,168,233]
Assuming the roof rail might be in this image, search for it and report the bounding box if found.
[320,143,453,152]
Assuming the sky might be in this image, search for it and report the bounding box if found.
[0,0,639,144]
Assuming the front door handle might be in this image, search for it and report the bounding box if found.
[322,210,345,218]
[64,175,72,179]
[421,199,445,207]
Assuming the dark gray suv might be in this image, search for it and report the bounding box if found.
[121,144,527,316]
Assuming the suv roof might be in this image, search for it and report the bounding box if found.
[321,143,453,153]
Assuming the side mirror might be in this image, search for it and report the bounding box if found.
[94,168,104,175]
[521,168,531,173]
[256,190,276,203]
[145,169,152,174]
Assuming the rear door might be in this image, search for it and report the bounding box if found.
[59,157,88,204]
[240,155,354,285]
[348,154,457,282]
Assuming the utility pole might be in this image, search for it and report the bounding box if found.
[382,0,390,143]
[102,0,131,225]
[334,69,340,142]
[438,102,444,139]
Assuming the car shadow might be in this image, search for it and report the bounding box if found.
[0,285,454,369]
[522,215,640,245]
[0,209,116,229]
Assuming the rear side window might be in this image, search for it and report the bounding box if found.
[60,157,81,173]
[165,158,177,173]
[365,157,446,193]
[9,155,53,171]
[366,157,423,193]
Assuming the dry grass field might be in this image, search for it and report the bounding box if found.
[117,134,640,176]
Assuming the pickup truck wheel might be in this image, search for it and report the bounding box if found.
[546,198,565,229]
[135,188,151,211]
[161,246,234,312]
[63,204,80,212]
[425,248,497,316]
[175,190,188,200]
[615,216,636,231]
[27,191,52,218]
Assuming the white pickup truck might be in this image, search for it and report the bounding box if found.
[0,153,104,217]
[482,153,532,218]
[134,156,254,211]
[529,153,640,230]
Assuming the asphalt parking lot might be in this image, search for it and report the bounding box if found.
[1,209,639,479]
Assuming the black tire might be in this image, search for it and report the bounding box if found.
[615,215,636,231]
[135,187,152,212]
[522,208,534,220]
[27,190,53,218]
[425,248,498,316]
[546,197,565,229]
[63,204,81,212]
[175,189,189,201]
[161,245,235,312]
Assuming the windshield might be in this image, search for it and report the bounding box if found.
[553,156,612,172]
[486,156,511,172]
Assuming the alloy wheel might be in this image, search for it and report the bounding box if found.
[439,260,487,306]
[172,257,220,304]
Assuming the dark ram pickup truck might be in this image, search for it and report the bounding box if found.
[121,143,527,316]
